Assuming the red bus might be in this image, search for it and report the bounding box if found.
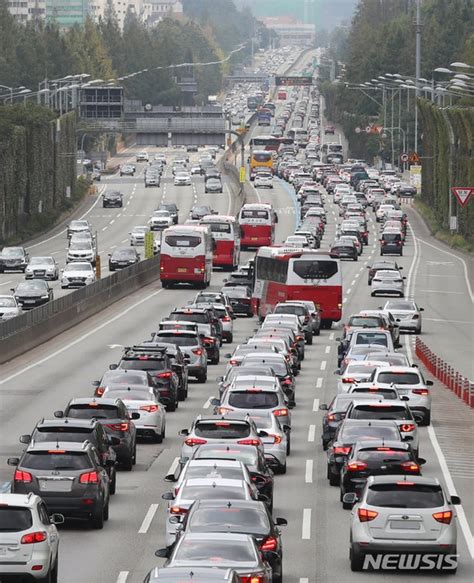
[160,225,213,289]
[238,204,277,249]
[252,247,342,328]
[200,214,240,270]
[249,136,294,152]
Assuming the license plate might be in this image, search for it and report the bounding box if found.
[390,520,420,530]
[39,479,72,492]
[397,389,409,395]
[35,271,46,276]
[24,300,35,304]
[177,268,187,273]
[251,237,258,241]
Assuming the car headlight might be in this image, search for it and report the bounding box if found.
[41,294,49,299]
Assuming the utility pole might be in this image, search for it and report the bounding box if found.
[414,0,422,153]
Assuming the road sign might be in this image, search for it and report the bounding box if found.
[451,187,474,208]
[275,76,312,86]
[144,232,154,259]
[410,165,422,191]
[450,216,458,231]
[239,167,246,183]
[355,127,361,134]
[400,153,409,162]
[409,152,420,164]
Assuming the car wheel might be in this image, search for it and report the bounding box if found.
[315,326,321,336]
[277,462,287,475]
[353,256,358,261]
[306,334,313,345]
[211,353,220,365]
[196,371,207,383]
[109,471,116,495]
[91,504,104,529]
[227,333,233,344]
[167,398,177,412]
[286,437,291,455]
[420,411,431,426]
[329,467,340,486]
[103,501,110,521]
[123,455,133,471]
[350,546,364,571]
[154,430,164,443]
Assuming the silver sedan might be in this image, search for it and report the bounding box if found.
[383,299,423,333]
[370,270,405,297]
[25,256,59,281]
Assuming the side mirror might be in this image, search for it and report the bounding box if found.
[400,395,409,401]
[19,435,31,444]
[50,513,65,525]
[224,354,232,359]
[131,412,140,420]
[164,474,177,483]
[419,307,424,311]
[161,492,175,501]
[333,369,341,375]
[403,435,414,442]
[426,380,434,386]
[216,376,224,382]
[92,380,100,387]
[319,403,328,410]
[168,515,183,525]
[183,356,191,364]
[7,457,19,466]
[262,550,279,562]
[275,517,288,526]
[417,457,427,465]
[335,337,341,342]
[54,410,64,418]
[258,493,270,504]
[108,436,120,446]
[450,495,461,505]
[342,492,358,508]
[210,398,220,407]
[109,364,118,370]
[258,430,269,438]
[106,458,116,467]
[155,548,169,558]
[179,429,189,437]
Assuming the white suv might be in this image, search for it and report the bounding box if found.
[0,492,63,580]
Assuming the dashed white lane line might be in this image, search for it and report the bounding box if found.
[316,377,323,388]
[320,360,327,370]
[302,508,312,539]
[313,398,320,411]
[299,579,309,583]
[117,213,122,218]
[110,219,115,225]
[347,287,352,294]
[138,503,159,534]
[355,272,360,279]
[102,226,108,231]
[121,238,128,243]
[325,346,330,354]
[351,279,356,286]
[116,572,128,583]
[202,397,211,409]
[166,457,180,479]
[343,297,347,303]
[305,460,314,483]
[307,425,316,442]
[329,332,334,340]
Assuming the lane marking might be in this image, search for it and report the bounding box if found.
[116,572,129,583]
[305,460,313,483]
[202,397,212,409]
[320,360,327,370]
[313,398,320,411]
[316,377,323,388]
[166,456,180,478]
[299,579,309,583]
[329,332,334,340]
[324,346,330,354]
[302,508,312,539]
[0,288,164,385]
[307,425,315,442]
[138,503,159,534]
[102,226,108,232]
[347,288,352,294]
[0,280,13,287]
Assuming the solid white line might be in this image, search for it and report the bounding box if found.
[0,280,13,287]
[320,360,327,370]
[324,346,330,354]
[302,508,312,539]
[313,398,320,411]
[138,503,159,534]
[427,426,474,559]
[166,456,180,478]
[224,183,233,216]
[305,460,313,483]
[0,288,164,385]
[316,377,323,388]
[307,425,315,442]
[116,572,129,583]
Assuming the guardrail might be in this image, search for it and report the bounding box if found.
[415,337,474,408]
[0,255,161,365]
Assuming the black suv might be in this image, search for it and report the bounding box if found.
[140,341,189,401]
[158,203,179,224]
[102,190,123,208]
[9,441,111,529]
[109,247,140,271]
[19,418,118,494]
[168,308,221,364]
[55,397,138,471]
[113,346,180,411]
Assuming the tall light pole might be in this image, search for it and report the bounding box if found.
[414,0,422,153]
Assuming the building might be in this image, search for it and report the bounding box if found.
[143,0,182,29]
[45,0,89,27]
[7,0,45,22]
[259,16,315,47]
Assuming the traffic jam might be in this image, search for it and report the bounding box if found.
[1,61,467,583]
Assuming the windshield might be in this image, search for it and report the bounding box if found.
[0,507,32,532]
[348,317,381,328]
[164,236,201,248]
[0,297,16,307]
[377,372,421,385]
[66,405,120,419]
[156,333,197,347]
[355,333,389,346]
[275,305,306,316]
[350,405,408,420]
[69,241,92,250]
[21,451,90,470]
[204,222,231,234]
[101,371,148,385]
[106,389,152,401]
[367,484,444,509]
[189,507,269,535]
[64,263,92,273]
[112,250,135,259]
[170,312,207,323]
[1,247,23,257]
[228,391,279,409]
[175,538,255,563]
[340,425,399,441]
[292,259,338,280]
[16,281,46,292]
[29,257,53,265]
[119,359,165,371]
[195,422,250,439]
[241,210,269,219]
[385,301,416,310]
[180,484,246,501]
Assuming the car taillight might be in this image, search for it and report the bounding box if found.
[217,407,234,414]
[412,388,429,395]
[107,422,129,432]
[327,414,336,421]
[237,439,261,446]
[260,536,278,551]
[273,408,288,417]
[140,405,159,413]
[222,315,231,322]
[192,348,203,356]
[432,511,452,525]
[342,378,355,383]
[358,508,379,522]
[170,506,189,515]
[269,434,282,444]
[79,471,99,484]
[21,531,47,544]
[157,372,172,379]
[334,446,351,455]
[96,387,105,396]
[240,576,264,583]
[296,335,304,342]
[400,461,420,472]
[14,470,32,483]
[282,378,292,385]
[203,337,215,345]
[229,359,238,365]
[347,461,368,471]
[184,438,207,447]
[400,423,416,432]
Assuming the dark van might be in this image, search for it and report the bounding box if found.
[380,231,403,256]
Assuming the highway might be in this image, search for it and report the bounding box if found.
[1,53,473,583]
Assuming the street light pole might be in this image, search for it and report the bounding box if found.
[414,0,422,153]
